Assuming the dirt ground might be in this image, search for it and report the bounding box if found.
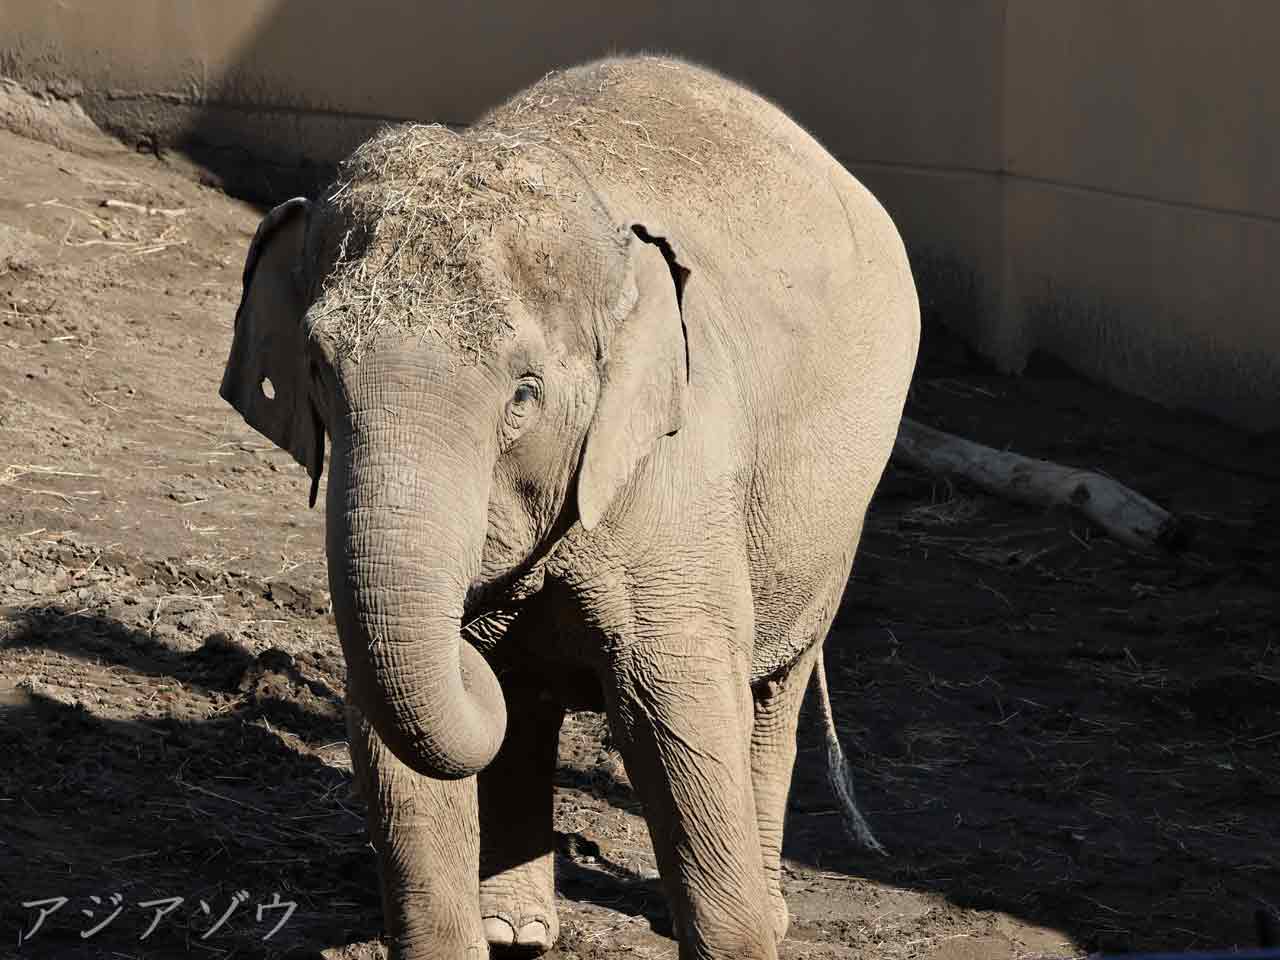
[1,97,1276,960]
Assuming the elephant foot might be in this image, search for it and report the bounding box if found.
[480,865,559,957]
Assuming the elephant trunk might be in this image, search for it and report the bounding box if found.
[326,366,506,780]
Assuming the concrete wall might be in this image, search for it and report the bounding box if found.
[999,1,1280,430]
[1,1,1274,429]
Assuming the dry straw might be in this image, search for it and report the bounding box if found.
[307,125,554,362]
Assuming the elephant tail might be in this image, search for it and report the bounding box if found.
[813,649,887,856]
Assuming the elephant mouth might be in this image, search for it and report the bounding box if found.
[463,562,547,625]
[463,493,578,623]
[460,562,551,659]
[461,608,520,656]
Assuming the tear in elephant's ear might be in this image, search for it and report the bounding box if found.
[219,197,327,508]
[577,224,691,531]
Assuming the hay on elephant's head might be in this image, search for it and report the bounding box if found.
[308,123,554,362]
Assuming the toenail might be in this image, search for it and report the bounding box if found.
[516,919,550,946]
[483,915,516,946]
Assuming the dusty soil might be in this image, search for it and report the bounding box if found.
[1,100,1277,960]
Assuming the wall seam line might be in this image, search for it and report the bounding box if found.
[846,159,1280,227]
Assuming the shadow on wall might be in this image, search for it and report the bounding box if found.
[168,0,706,202]
[163,1,995,206]
[172,1,741,202]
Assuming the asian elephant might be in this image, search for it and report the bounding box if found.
[220,55,918,960]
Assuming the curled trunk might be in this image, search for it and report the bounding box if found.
[326,368,506,780]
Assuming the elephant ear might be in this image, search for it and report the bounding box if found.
[219,197,326,507]
[577,224,691,531]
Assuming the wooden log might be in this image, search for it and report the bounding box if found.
[893,417,1184,553]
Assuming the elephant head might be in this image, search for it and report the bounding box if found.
[220,128,690,780]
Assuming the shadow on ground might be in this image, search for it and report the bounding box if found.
[0,606,374,957]
[0,605,672,957]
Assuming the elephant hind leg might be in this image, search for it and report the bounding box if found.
[479,680,565,957]
[749,530,883,944]
[750,644,820,944]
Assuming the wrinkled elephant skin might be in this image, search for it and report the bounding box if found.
[221,55,919,960]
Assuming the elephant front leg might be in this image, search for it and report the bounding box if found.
[605,632,778,960]
[479,680,565,956]
[347,703,486,959]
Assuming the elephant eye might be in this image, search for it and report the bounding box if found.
[511,378,540,409]
[502,377,541,446]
